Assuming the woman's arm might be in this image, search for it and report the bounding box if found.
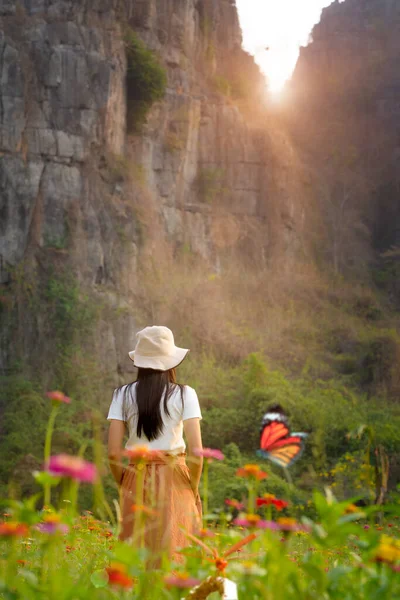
[183,417,203,495]
[108,420,126,485]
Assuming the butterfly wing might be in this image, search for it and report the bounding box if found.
[260,421,290,451]
[264,443,304,468]
[259,419,307,468]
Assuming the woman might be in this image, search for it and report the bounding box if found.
[107,325,203,563]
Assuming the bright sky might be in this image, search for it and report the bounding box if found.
[236,0,342,93]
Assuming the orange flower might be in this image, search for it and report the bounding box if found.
[277,518,304,532]
[131,504,159,517]
[123,446,161,462]
[106,563,134,589]
[0,522,29,537]
[225,499,245,510]
[43,514,61,524]
[236,464,268,480]
[215,558,228,572]
[185,530,257,575]
[344,503,364,515]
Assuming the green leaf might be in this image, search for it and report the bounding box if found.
[90,570,108,589]
[33,471,61,487]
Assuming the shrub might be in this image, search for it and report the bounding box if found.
[359,330,400,397]
[213,75,232,97]
[125,30,167,132]
[195,167,225,203]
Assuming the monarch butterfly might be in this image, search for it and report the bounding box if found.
[257,405,308,469]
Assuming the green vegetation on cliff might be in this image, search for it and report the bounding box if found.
[125,30,167,132]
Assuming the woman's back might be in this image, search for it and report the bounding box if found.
[107,325,203,559]
[107,383,202,452]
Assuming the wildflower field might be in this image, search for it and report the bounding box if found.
[1,391,400,600]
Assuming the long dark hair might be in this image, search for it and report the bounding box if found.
[119,368,184,441]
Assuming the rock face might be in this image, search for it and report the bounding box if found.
[291,0,400,253]
[0,2,126,268]
[0,0,304,378]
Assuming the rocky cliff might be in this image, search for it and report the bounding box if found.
[290,0,400,257]
[0,0,306,382]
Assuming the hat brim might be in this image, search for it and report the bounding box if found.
[128,347,189,371]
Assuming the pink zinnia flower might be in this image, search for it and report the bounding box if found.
[47,454,97,483]
[233,514,273,529]
[46,390,71,404]
[196,528,216,538]
[193,448,225,461]
[165,573,201,589]
[36,514,69,535]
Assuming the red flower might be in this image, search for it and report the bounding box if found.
[256,494,288,511]
[46,390,71,404]
[0,522,29,537]
[106,563,134,589]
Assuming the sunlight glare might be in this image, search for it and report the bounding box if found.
[236,0,338,96]
[255,45,300,94]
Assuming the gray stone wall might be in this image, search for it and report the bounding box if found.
[0,0,303,377]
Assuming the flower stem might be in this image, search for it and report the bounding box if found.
[44,403,59,506]
[248,481,255,514]
[133,466,145,548]
[203,460,209,526]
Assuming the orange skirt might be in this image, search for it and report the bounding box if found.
[119,454,202,563]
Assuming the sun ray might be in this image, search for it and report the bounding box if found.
[236,0,341,94]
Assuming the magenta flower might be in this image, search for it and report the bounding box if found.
[165,574,201,588]
[193,448,225,461]
[36,514,69,534]
[46,390,71,404]
[47,454,97,483]
[37,522,69,534]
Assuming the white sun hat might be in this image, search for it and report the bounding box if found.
[128,326,189,371]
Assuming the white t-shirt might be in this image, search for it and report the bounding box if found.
[107,383,202,453]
